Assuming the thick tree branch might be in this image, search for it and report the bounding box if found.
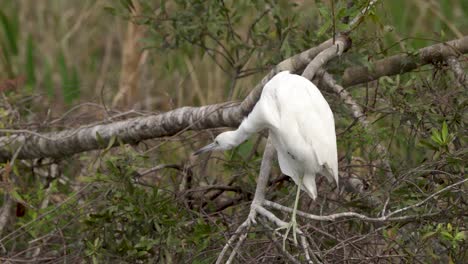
[302,37,350,80]
[0,35,350,162]
[239,35,351,116]
[342,36,468,87]
[3,34,464,163]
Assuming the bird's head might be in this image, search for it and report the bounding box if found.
[193,131,238,155]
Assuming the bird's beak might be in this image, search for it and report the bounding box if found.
[193,142,217,155]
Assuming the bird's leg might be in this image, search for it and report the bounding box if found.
[279,175,303,249]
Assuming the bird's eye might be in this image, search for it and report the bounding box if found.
[215,140,219,144]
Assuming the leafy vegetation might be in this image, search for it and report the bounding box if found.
[0,0,466,262]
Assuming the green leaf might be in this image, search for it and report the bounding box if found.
[317,19,331,37]
[418,139,439,151]
[318,5,330,18]
[440,231,453,241]
[101,135,117,156]
[454,231,466,241]
[10,189,26,203]
[431,129,443,145]
[96,132,105,147]
[447,223,452,232]
[441,121,448,143]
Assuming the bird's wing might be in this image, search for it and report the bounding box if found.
[275,73,339,185]
[296,81,339,185]
[276,148,298,180]
[238,73,285,133]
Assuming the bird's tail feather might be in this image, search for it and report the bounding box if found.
[302,174,317,200]
[322,163,339,187]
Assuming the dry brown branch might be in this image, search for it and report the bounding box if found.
[342,36,468,87]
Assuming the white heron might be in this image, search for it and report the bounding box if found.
[194,71,338,243]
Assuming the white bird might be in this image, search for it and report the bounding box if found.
[194,71,338,242]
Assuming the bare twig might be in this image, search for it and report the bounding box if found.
[385,177,467,218]
[347,0,379,31]
[264,178,467,222]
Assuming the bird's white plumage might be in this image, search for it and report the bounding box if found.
[195,71,338,200]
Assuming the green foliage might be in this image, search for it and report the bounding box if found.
[81,152,222,262]
[0,0,466,262]
[144,0,308,70]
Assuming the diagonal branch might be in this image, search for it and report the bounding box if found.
[342,36,468,87]
[0,35,351,162]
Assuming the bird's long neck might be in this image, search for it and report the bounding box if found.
[231,123,253,146]
[229,109,266,147]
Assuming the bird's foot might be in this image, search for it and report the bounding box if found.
[276,214,299,249]
[274,211,299,249]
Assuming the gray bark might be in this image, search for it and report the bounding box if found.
[0,35,466,162]
[342,36,468,87]
[0,35,351,162]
